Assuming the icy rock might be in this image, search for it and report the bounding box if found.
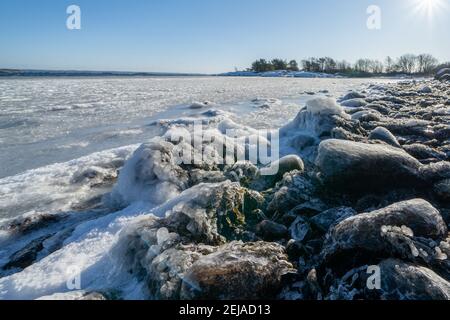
[280,98,351,139]
[339,92,366,102]
[435,68,450,81]
[189,101,215,109]
[163,181,265,243]
[351,110,382,122]
[341,98,367,108]
[255,220,289,241]
[418,86,432,94]
[322,199,447,262]
[365,103,391,115]
[109,139,189,206]
[37,290,109,300]
[266,171,316,215]
[258,155,305,189]
[224,161,259,186]
[316,139,422,192]
[368,127,401,148]
[310,207,357,233]
[378,259,450,300]
[180,241,295,300]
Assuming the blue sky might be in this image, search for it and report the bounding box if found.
[1,0,449,73]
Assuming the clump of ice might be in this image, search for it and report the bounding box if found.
[0,145,137,220]
[107,138,189,208]
[280,98,348,138]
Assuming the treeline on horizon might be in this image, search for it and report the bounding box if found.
[248,54,449,76]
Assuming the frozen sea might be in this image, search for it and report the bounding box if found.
[0,76,397,299]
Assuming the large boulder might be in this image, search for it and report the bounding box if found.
[180,241,295,299]
[378,259,450,300]
[316,139,423,192]
[322,199,448,263]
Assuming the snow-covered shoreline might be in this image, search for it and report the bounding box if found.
[0,77,449,300]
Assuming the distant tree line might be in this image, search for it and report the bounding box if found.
[249,54,446,76]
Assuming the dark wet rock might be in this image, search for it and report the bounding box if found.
[316,139,422,192]
[368,127,401,148]
[180,241,295,300]
[435,127,450,141]
[420,161,450,182]
[3,235,52,270]
[256,220,289,241]
[322,199,447,264]
[289,134,317,150]
[310,207,356,233]
[289,216,312,242]
[3,213,62,235]
[327,259,450,300]
[378,259,450,300]
[403,143,446,162]
[434,179,450,201]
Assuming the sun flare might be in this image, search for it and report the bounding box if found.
[413,0,448,19]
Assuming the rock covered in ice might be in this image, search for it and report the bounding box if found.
[435,68,450,81]
[316,139,422,192]
[109,139,189,207]
[339,92,366,102]
[351,109,382,122]
[322,199,447,262]
[368,127,401,148]
[418,86,432,94]
[189,101,216,109]
[258,155,305,189]
[340,98,367,108]
[281,98,350,139]
[180,241,295,299]
[266,171,316,214]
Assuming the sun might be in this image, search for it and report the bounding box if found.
[412,0,448,20]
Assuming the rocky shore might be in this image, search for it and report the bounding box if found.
[1,73,449,300]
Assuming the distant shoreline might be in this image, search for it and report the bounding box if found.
[0,68,429,79]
